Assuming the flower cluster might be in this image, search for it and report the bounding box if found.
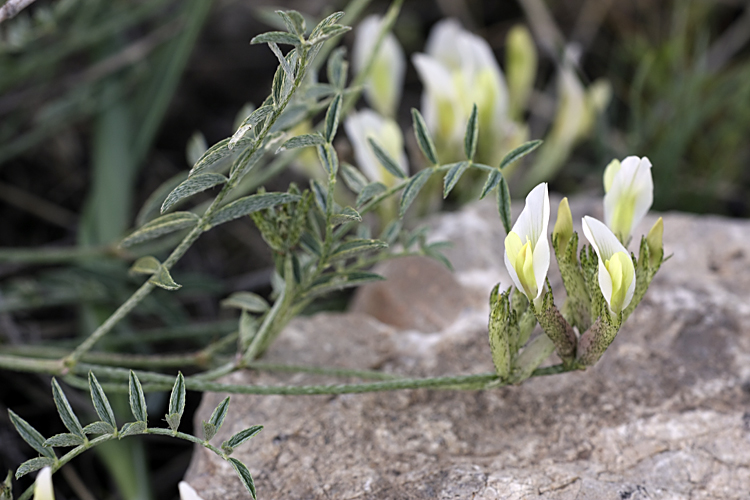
[490,156,663,379]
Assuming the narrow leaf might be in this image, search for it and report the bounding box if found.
[121,212,199,247]
[228,458,257,499]
[189,137,253,177]
[330,239,388,260]
[277,133,324,152]
[306,271,385,298]
[379,220,402,245]
[310,180,327,214]
[331,206,361,225]
[250,31,300,46]
[399,169,434,218]
[340,163,368,193]
[129,256,161,276]
[224,425,263,450]
[161,173,227,213]
[51,378,84,438]
[368,138,406,179]
[411,108,438,165]
[498,139,542,170]
[497,176,512,234]
[148,267,181,291]
[15,457,55,480]
[356,182,387,207]
[327,47,347,89]
[119,421,147,438]
[44,433,85,447]
[208,396,230,433]
[276,10,305,35]
[208,193,300,229]
[7,410,56,459]
[268,42,294,79]
[464,104,479,161]
[312,24,351,43]
[128,371,147,423]
[311,12,344,38]
[221,292,270,313]
[480,169,503,200]
[443,161,470,198]
[167,373,186,431]
[89,372,117,430]
[324,94,342,143]
[82,421,115,435]
[299,231,322,256]
[316,143,338,177]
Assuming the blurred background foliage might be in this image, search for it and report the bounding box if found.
[0,0,748,498]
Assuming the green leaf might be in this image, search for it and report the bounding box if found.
[464,104,479,161]
[15,457,55,480]
[331,206,362,225]
[399,169,434,218]
[161,173,228,213]
[379,220,402,245]
[206,396,230,440]
[443,161,471,198]
[136,173,187,227]
[229,458,257,499]
[271,63,286,107]
[44,433,85,448]
[186,131,208,167]
[311,12,344,38]
[167,373,186,432]
[121,212,199,247]
[129,256,161,276]
[411,108,438,165]
[82,421,115,435]
[229,106,273,150]
[340,163,368,193]
[311,24,351,44]
[276,10,305,36]
[299,231,322,256]
[306,271,385,298]
[356,182,387,208]
[51,378,84,439]
[327,47,347,89]
[88,372,117,430]
[316,143,339,177]
[208,193,300,229]
[368,137,406,179]
[498,139,542,170]
[277,133,324,152]
[497,176,512,234]
[189,137,253,177]
[479,169,503,200]
[268,42,294,80]
[221,292,270,313]
[330,239,388,260]
[128,371,147,423]
[222,425,263,453]
[250,31,300,46]
[148,266,182,291]
[7,410,56,459]
[324,94,342,143]
[310,179,328,214]
[119,421,147,438]
[422,245,454,271]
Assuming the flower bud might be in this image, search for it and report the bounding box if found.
[646,217,664,268]
[552,197,573,254]
[505,25,537,120]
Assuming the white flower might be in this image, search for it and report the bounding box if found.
[33,467,54,500]
[412,19,510,164]
[504,183,550,305]
[344,109,408,186]
[179,481,204,500]
[353,15,405,118]
[582,216,636,315]
[603,156,653,244]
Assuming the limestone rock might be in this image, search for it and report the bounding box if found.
[185,197,750,499]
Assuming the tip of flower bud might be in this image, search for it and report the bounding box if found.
[603,159,621,193]
[646,217,664,267]
[553,197,573,253]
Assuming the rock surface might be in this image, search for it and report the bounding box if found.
[185,196,750,499]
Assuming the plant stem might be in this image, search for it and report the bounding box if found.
[61,47,311,370]
[146,428,225,457]
[0,245,124,264]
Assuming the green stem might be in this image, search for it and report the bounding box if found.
[146,428,225,457]
[0,245,125,264]
[61,48,311,370]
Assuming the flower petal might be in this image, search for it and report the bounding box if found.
[603,156,653,242]
[583,216,635,313]
[511,183,549,248]
[33,467,54,500]
[179,481,204,500]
